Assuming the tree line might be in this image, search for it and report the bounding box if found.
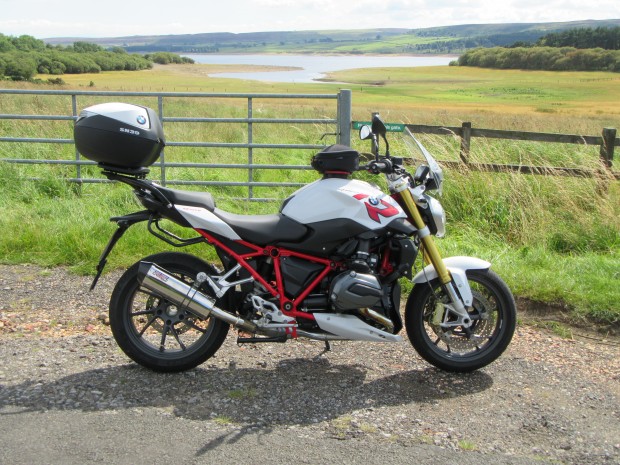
[534,26,620,50]
[0,34,193,81]
[457,46,620,72]
[457,27,620,72]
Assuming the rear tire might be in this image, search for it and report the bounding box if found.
[109,252,229,372]
[405,269,516,372]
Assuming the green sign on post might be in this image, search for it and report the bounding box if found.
[352,121,406,132]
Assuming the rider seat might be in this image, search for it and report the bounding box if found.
[213,210,308,245]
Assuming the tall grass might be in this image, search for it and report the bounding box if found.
[429,138,619,323]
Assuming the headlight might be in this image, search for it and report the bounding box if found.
[428,197,446,237]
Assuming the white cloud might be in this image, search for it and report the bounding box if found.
[0,0,618,38]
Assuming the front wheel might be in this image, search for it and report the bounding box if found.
[405,269,516,372]
[109,252,230,372]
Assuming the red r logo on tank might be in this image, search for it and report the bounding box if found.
[353,194,400,223]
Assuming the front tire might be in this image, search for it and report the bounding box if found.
[109,252,230,372]
[405,269,516,372]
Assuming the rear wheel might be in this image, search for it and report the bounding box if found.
[109,252,229,372]
[405,269,516,372]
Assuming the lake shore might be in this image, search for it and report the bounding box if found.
[184,53,457,83]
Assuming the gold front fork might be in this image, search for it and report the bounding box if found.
[395,182,472,325]
[398,188,452,285]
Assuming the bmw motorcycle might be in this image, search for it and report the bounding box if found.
[76,102,516,373]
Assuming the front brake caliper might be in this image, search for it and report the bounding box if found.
[432,301,445,326]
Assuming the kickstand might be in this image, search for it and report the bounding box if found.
[315,340,331,358]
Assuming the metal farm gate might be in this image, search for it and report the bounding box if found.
[0,89,352,201]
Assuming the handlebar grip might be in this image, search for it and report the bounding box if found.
[374,162,388,172]
[367,160,390,174]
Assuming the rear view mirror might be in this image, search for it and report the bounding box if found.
[359,125,373,140]
[371,114,389,156]
[371,115,387,137]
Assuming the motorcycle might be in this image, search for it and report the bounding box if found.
[75,102,516,373]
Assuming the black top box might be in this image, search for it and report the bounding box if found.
[74,102,165,170]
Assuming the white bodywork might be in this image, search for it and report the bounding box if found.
[314,313,403,342]
[412,256,491,307]
[281,178,407,228]
[176,205,241,240]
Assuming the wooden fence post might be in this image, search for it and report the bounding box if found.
[600,127,616,169]
[460,122,472,164]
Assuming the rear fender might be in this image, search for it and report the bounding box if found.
[412,256,491,307]
[90,210,152,290]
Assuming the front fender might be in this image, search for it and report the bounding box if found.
[412,256,491,307]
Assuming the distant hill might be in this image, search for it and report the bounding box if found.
[43,19,620,54]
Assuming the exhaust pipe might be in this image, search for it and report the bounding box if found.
[137,262,258,333]
[359,308,395,333]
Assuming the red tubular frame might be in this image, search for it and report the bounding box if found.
[196,229,339,322]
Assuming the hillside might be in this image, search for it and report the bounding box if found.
[43,19,620,54]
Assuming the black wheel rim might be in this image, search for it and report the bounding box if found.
[422,276,505,359]
[124,271,216,359]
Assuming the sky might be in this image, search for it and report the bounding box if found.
[1,0,619,39]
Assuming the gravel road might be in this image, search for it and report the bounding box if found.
[0,264,619,465]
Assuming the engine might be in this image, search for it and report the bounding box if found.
[234,231,417,335]
[329,271,383,311]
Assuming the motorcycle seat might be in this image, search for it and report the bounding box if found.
[213,209,307,245]
[156,186,216,211]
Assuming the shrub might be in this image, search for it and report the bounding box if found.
[458,46,620,72]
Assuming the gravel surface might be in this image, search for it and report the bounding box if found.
[1,264,619,464]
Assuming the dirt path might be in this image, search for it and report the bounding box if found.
[0,264,619,464]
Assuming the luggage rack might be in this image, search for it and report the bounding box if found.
[98,163,150,178]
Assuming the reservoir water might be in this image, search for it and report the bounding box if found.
[185,54,456,83]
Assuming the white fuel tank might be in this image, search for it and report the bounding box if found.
[281,178,406,230]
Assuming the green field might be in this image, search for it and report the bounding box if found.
[237,34,458,54]
[0,63,618,325]
[45,63,620,123]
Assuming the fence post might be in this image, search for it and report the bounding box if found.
[600,127,616,169]
[337,89,352,147]
[71,94,81,185]
[158,95,166,186]
[460,122,471,164]
[248,97,254,201]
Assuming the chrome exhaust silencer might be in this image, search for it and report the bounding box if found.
[137,262,257,333]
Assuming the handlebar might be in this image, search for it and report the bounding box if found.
[358,115,442,194]
[359,157,405,175]
[367,159,391,174]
